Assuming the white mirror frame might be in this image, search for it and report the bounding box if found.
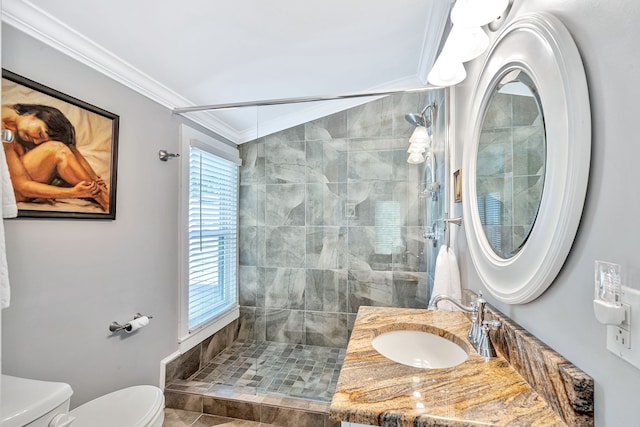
[462,12,591,304]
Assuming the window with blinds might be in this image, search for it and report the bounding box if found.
[187,145,239,331]
[374,201,402,254]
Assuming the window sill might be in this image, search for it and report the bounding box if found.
[178,306,239,354]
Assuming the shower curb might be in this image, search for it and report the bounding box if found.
[164,384,339,427]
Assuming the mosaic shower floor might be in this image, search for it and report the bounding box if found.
[189,340,346,403]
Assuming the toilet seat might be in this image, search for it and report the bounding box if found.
[69,385,164,427]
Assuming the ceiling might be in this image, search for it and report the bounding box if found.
[2,0,452,143]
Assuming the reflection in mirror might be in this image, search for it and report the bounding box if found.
[475,70,546,259]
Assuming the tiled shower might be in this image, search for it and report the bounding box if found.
[237,90,447,350]
[165,89,447,408]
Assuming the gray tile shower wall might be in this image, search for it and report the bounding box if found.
[238,93,440,348]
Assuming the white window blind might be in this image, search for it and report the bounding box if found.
[188,145,239,331]
[374,201,402,254]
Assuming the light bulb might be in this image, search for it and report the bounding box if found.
[407,143,426,154]
[407,152,425,164]
[409,126,430,145]
[442,25,489,63]
[427,57,466,87]
[451,0,509,27]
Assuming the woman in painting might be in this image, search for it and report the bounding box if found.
[1,103,109,212]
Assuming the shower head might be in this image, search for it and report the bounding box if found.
[404,113,428,127]
[404,104,434,128]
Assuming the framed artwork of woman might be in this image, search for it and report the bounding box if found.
[1,69,119,219]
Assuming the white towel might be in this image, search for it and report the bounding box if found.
[0,143,17,309]
[429,245,462,311]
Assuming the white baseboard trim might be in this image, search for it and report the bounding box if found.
[159,350,181,390]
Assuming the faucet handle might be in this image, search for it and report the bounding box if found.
[483,319,501,329]
[469,290,485,307]
[467,311,479,344]
[477,320,501,358]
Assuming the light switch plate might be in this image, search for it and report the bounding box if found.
[606,285,640,369]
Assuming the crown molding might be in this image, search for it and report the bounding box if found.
[1,0,446,144]
[1,0,244,142]
[417,0,453,84]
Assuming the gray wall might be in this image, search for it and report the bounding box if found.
[0,26,181,407]
[237,91,447,348]
[453,1,640,425]
[5,0,639,423]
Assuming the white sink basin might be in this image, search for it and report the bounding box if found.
[372,330,468,369]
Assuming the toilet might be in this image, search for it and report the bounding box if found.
[1,375,164,427]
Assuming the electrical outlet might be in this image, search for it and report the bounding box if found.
[606,286,640,369]
[613,326,631,349]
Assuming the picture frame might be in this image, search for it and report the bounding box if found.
[1,69,119,219]
[453,168,462,203]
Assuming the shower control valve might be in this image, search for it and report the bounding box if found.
[422,230,436,240]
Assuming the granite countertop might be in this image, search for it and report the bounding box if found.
[329,306,567,427]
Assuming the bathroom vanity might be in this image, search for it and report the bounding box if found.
[329,306,593,427]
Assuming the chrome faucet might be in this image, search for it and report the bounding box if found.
[429,291,501,358]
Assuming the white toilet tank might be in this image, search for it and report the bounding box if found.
[1,375,164,427]
[69,385,164,427]
[1,375,73,427]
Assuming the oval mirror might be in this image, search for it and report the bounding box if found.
[462,13,590,304]
[476,70,545,259]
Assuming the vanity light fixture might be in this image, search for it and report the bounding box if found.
[407,138,428,164]
[443,25,490,63]
[427,0,510,87]
[406,104,434,164]
[407,129,431,164]
[451,0,510,27]
[407,150,426,165]
[409,126,430,145]
[427,55,467,87]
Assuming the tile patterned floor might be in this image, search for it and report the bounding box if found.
[189,341,346,402]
